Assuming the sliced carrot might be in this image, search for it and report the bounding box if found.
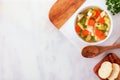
[99,17,105,24]
[88,19,95,26]
[75,25,81,33]
[94,10,101,19]
[99,35,106,40]
[82,30,89,36]
[95,30,103,37]
[95,30,106,40]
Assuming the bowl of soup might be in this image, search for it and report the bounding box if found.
[74,6,112,45]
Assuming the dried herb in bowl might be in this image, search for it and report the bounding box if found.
[106,0,120,15]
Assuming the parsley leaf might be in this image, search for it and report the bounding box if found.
[106,0,120,15]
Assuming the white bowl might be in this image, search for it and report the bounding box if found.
[74,6,113,45]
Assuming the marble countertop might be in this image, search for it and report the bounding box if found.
[0,0,120,80]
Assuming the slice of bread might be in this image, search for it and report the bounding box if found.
[108,63,120,80]
[98,61,113,79]
[94,53,120,80]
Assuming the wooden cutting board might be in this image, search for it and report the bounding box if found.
[49,0,86,29]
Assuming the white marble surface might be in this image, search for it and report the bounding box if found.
[0,0,120,80]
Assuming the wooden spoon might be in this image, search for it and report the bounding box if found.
[82,44,120,58]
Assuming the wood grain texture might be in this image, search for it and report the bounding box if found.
[93,53,120,80]
[49,0,86,29]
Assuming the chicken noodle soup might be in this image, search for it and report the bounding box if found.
[75,7,111,42]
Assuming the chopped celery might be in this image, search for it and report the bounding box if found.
[98,25,106,30]
[86,35,91,42]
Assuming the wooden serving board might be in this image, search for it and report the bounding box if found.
[49,0,86,29]
[94,53,120,80]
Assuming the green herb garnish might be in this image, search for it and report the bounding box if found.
[106,0,120,15]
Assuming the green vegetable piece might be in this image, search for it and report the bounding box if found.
[98,25,106,30]
[83,24,87,28]
[103,23,108,27]
[86,35,91,42]
[101,30,106,33]
[81,18,86,24]
[91,36,95,42]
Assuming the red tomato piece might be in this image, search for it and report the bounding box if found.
[75,25,81,33]
[82,30,89,36]
[88,19,95,26]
